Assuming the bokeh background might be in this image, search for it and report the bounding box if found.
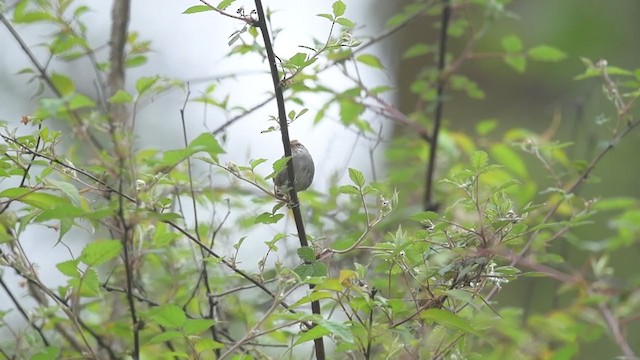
[1,0,639,357]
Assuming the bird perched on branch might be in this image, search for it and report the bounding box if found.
[274,140,314,197]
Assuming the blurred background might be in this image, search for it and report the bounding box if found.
[1,0,639,357]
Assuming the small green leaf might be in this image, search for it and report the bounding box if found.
[31,347,60,360]
[421,308,478,335]
[475,119,498,136]
[470,151,489,172]
[528,45,567,62]
[69,94,96,109]
[188,132,225,161]
[317,13,334,21]
[57,259,80,278]
[135,76,158,95]
[294,324,331,345]
[411,211,439,223]
[332,0,346,17]
[288,52,307,67]
[504,54,526,73]
[146,304,186,329]
[183,318,216,335]
[217,0,236,10]
[348,168,365,188]
[356,54,384,69]
[339,185,360,195]
[318,319,354,343]
[51,73,75,96]
[403,43,432,59]
[126,55,147,68]
[297,247,316,262]
[109,90,133,104]
[250,158,268,169]
[490,144,528,178]
[80,239,122,266]
[501,34,523,53]
[254,212,284,224]
[335,17,355,29]
[183,5,212,14]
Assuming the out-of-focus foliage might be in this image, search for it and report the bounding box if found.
[0,0,638,359]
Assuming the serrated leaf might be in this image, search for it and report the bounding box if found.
[294,324,331,345]
[57,259,80,277]
[348,168,365,188]
[470,151,489,172]
[528,45,567,62]
[80,239,122,266]
[356,54,384,69]
[288,52,307,67]
[297,247,316,262]
[183,5,212,14]
[188,132,225,161]
[332,0,346,17]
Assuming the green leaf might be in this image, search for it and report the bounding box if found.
[254,212,284,224]
[332,0,346,17]
[183,318,216,335]
[217,0,236,10]
[147,331,183,345]
[47,179,83,207]
[57,259,80,277]
[250,158,268,169]
[135,76,158,95]
[403,43,432,59]
[51,73,75,96]
[317,13,334,21]
[183,5,213,14]
[109,90,133,104]
[126,55,147,68]
[68,94,96,109]
[31,347,60,360]
[490,144,528,178]
[294,261,327,278]
[475,118,498,135]
[348,168,365,188]
[288,52,307,68]
[294,324,331,345]
[188,132,225,161]
[80,239,122,266]
[528,45,567,62]
[297,247,316,262]
[339,185,360,195]
[501,34,523,53]
[335,17,355,29]
[504,54,526,73]
[470,151,489,172]
[356,54,384,69]
[318,319,354,343]
[146,304,186,329]
[195,338,224,352]
[0,188,69,210]
[411,211,439,223]
[421,308,478,335]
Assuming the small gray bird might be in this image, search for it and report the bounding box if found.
[274,140,314,197]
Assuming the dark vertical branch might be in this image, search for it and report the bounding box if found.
[253,1,325,359]
[423,0,451,212]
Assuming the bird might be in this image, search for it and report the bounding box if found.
[273,140,314,197]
